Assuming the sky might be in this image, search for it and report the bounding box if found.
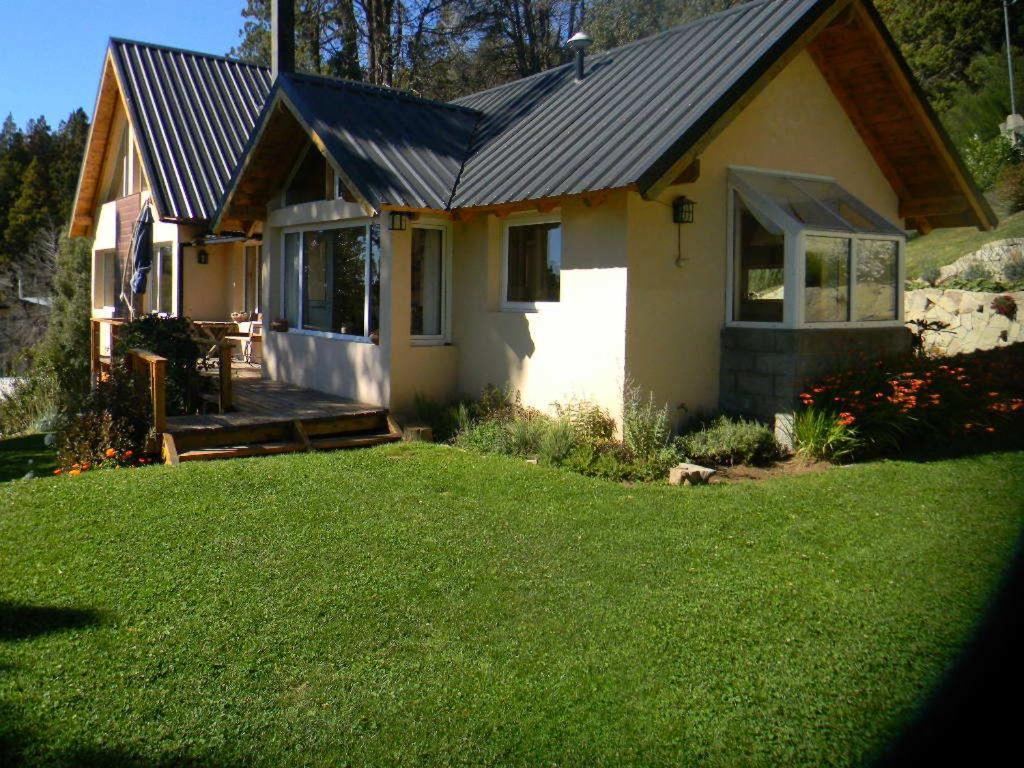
[0,0,248,129]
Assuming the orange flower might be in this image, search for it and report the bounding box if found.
[105,448,116,458]
[69,469,81,477]
[53,469,62,475]
[124,450,133,458]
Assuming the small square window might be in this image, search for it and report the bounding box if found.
[504,220,561,308]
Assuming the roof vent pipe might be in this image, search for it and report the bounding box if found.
[271,0,295,79]
[567,31,593,81]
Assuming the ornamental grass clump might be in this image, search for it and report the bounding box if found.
[790,409,860,463]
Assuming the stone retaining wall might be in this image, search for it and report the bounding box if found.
[905,289,1023,355]
[938,238,1024,283]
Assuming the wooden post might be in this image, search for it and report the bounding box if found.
[218,343,233,413]
[90,319,100,385]
[150,357,167,433]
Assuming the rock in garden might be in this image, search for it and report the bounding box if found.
[44,433,56,447]
[669,463,716,486]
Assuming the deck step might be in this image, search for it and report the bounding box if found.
[177,441,307,462]
[310,431,402,450]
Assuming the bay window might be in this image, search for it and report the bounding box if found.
[153,244,173,315]
[729,168,904,327]
[282,222,380,339]
[502,216,562,309]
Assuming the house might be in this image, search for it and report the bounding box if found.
[73,0,994,442]
[71,40,271,359]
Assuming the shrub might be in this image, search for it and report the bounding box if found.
[961,261,992,282]
[539,418,577,464]
[552,398,616,444]
[1004,253,1024,286]
[622,383,672,461]
[996,161,1024,214]
[790,409,860,464]
[940,276,1007,293]
[504,415,549,457]
[56,363,154,470]
[453,419,510,455]
[920,266,941,286]
[413,393,460,443]
[117,315,202,415]
[991,294,1018,321]
[676,415,781,467]
[798,346,1024,457]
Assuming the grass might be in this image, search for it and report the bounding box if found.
[906,210,1024,280]
[1,443,1023,767]
[0,434,56,483]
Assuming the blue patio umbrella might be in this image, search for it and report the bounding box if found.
[129,206,154,296]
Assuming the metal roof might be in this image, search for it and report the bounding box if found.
[110,39,272,223]
[451,0,835,208]
[276,73,479,211]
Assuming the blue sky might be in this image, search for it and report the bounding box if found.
[0,0,247,128]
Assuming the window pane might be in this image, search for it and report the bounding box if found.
[805,236,850,323]
[742,174,851,231]
[734,194,784,322]
[302,227,367,336]
[244,245,260,314]
[411,228,444,336]
[157,245,173,314]
[791,178,902,236]
[100,251,118,308]
[368,224,380,337]
[283,233,300,326]
[285,147,328,206]
[506,222,560,304]
[855,239,898,321]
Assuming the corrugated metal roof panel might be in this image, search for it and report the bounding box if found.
[450,0,832,208]
[278,74,479,211]
[110,39,272,223]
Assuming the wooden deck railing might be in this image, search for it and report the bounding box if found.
[126,348,168,433]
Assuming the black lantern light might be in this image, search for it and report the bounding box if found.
[672,196,695,224]
[388,211,409,231]
[196,249,209,265]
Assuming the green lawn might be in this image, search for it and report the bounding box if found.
[0,434,57,483]
[2,444,1022,767]
[906,210,1024,279]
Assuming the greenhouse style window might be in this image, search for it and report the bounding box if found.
[728,168,905,327]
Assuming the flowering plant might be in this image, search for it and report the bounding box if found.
[798,345,1024,457]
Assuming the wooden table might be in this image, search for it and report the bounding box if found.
[191,320,237,365]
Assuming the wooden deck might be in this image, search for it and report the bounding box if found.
[162,379,400,465]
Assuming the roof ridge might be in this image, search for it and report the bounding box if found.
[109,37,269,71]
[285,71,480,116]
[451,0,779,104]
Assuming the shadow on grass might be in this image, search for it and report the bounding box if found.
[0,602,102,642]
[874,532,1024,765]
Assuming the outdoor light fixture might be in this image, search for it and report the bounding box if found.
[197,249,209,265]
[389,212,409,231]
[672,196,696,224]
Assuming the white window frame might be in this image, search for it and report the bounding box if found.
[281,218,377,343]
[410,221,452,346]
[501,212,563,312]
[144,242,174,316]
[243,244,262,315]
[95,249,119,312]
[725,166,905,330]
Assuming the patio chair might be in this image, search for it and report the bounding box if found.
[224,313,262,366]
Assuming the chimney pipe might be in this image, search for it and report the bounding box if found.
[567,31,593,81]
[272,0,295,79]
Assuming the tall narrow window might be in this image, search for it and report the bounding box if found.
[155,244,173,315]
[283,232,300,326]
[733,194,784,323]
[244,245,261,314]
[504,220,561,307]
[98,250,118,309]
[301,227,368,336]
[411,228,444,337]
[804,236,851,323]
